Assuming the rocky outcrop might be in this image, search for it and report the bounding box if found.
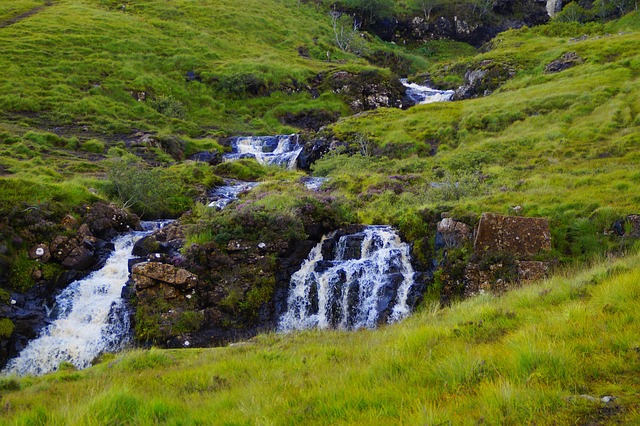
[463,213,552,297]
[320,70,407,112]
[0,202,140,369]
[453,60,517,100]
[544,52,584,74]
[436,217,473,249]
[473,213,551,258]
[85,202,140,240]
[546,0,563,17]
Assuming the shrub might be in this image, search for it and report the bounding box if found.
[150,95,186,119]
[0,318,15,338]
[80,139,105,154]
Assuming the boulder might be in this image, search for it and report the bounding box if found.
[518,261,550,282]
[61,246,94,270]
[50,236,77,262]
[28,244,50,263]
[132,262,198,290]
[474,213,551,259]
[625,214,640,237]
[436,218,472,249]
[454,60,517,100]
[322,70,406,112]
[544,52,583,74]
[85,202,140,239]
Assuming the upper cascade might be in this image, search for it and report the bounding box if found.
[224,134,302,170]
[2,222,166,376]
[278,226,418,332]
[401,79,455,104]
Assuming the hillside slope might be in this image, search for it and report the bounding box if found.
[1,251,639,424]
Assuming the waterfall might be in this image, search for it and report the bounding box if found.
[278,226,417,331]
[224,134,302,170]
[401,79,455,104]
[208,179,259,210]
[2,222,165,376]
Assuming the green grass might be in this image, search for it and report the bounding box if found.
[314,14,640,263]
[2,250,640,424]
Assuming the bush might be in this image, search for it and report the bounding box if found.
[0,318,15,338]
[150,95,186,119]
[80,139,105,154]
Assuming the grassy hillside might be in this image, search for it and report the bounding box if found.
[314,14,640,264]
[2,250,640,424]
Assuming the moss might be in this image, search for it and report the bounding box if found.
[0,318,15,338]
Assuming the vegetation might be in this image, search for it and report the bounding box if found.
[2,251,640,423]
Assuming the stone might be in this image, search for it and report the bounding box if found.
[29,244,50,262]
[626,214,640,237]
[544,52,583,74]
[518,261,550,283]
[50,236,76,262]
[85,202,140,239]
[226,240,251,252]
[436,218,472,249]
[61,247,94,270]
[474,213,551,259]
[60,214,78,230]
[132,262,198,289]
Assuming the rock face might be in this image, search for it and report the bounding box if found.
[85,202,140,239]
[463,213,552,297]
[436,218,473,249]
[453,60,517,100]
[321,70,407,112]
[544,52,583,74]
[474,213,552,259]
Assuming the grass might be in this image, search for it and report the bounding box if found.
[313,14,640,263]
[2,249,640,424]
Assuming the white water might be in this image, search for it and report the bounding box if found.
[278,226,416,331]
[401,79,455,104]
[301,176,329,191]
[208,180,259,210]
[224,134,302,170]
[2,223,164,376]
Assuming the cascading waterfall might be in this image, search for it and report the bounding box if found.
[2,222,165,376]
[401,79,455,104]
[224,134,302,170]
[278,226,417,331]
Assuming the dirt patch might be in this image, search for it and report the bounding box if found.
[0,1,54,29]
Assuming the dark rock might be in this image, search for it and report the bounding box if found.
[454,60,517,100]
[85,202,140,239]
[474,213,551,259]
[339,233,365,260]
[61,247,94,270]
[189,151,221,165]
[321,70,406,112]
[278,109,339,131]
[29,244,51,263]
[544,52,583,74]
[625,214,640,237]
[50,235,77,262]
[185,70,202,82]
[132,235,161,257]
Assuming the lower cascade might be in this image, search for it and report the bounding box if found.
[2,222,164,376]
[223,134,302,169]
[278,226,417,331]
[401,79,455,104]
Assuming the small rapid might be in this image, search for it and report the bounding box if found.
[278,226,417,331]
[2,222,166,376]
[402,79,455,104]
[224,134,302,170]
[208,180,259,210]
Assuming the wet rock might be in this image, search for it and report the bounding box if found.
[474,213,551,259]
[132,235,161,257]
[453,60,517,100]
[544,52,583,74]
[436,218,472,249]
[61,246,94,270]
[50,236,76,262]
[85,202,140,239]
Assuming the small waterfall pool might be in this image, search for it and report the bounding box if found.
[223,134,302,170]
[401,79,455,104]
[278,226,417,332]
[2,221,166,377]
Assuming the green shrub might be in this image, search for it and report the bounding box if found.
[0,318,15,338]
[80,139,105,154]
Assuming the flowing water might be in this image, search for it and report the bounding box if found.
[278,226,417,331]
[208,180,259,210]
[2,222,166,376]
[301,176,329,191]
[223,134,302,170]
[401,79,455,104]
